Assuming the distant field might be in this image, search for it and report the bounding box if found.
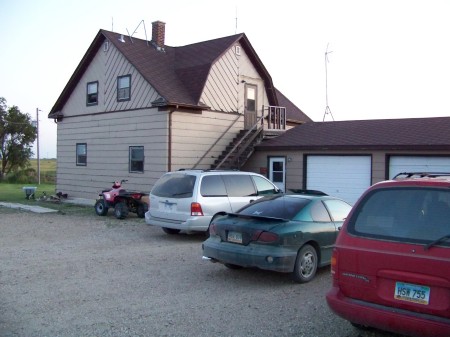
[29,158,56,172]
[29,158,56,183]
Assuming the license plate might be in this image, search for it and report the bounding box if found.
[395,282,430,305]
[227,231,242,244]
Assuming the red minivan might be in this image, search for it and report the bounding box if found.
[326,173,450,337]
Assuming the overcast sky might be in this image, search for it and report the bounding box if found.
[1,0,449,159]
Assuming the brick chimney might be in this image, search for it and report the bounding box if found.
[152,21,166,49]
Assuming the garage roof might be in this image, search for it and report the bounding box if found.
[257,117,450,151]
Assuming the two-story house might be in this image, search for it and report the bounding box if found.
[48,21,311,199]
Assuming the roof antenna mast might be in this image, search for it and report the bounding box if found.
[323,43,335,121]
[235,6,238,34]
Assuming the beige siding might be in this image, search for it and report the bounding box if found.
[61,40,160,117]
[170,110,244,170]
[201,43,269,116]
[56,108,168,199]
[244,149,450,192]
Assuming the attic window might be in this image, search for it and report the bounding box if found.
[117,75,131,101]
[235,45,241,56]
[86,81,98,106]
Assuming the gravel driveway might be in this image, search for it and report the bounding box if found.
[0,207,403,337]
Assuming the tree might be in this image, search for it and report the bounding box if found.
[0,97,37,180]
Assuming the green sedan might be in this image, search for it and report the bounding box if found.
[202,194,352,283]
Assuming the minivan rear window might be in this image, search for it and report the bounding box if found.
[151,173,196,198]
[348,187,450,245]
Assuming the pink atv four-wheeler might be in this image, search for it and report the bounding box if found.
[94,179,148,219]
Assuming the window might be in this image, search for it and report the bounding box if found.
[152,174,196,198]
[222,175,257,197]
[117,75,131,101]
[201,176,227,197]
[245,85,256,112]
[76,143,87,166]
[252,176,278,195]
[129,146,144,173]
[86,81,98,106]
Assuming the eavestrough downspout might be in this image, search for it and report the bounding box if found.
[167,107,176,172]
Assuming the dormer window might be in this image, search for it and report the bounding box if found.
[86,81,98,106]
[117,75,131,101]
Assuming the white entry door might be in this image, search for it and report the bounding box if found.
[269,157,286,192]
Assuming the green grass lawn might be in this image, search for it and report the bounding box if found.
[0,183,56,202]
[0,183,93,215]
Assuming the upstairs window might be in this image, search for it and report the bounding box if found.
[117,75,131,101]
[86,81,98,106]
[76,143,87,166]
[129,146,144,173]
[245,84,256,112]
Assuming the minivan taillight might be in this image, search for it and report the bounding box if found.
[191,202,204,216]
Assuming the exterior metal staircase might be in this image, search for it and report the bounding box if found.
[211,127,264,170]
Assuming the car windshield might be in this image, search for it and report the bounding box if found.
[238,196,311,220]
[151,173,196,198]
[349,187,450,245]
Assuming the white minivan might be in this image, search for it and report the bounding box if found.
[145,170,281,234]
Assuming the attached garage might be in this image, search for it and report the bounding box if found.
[306,155,371,205]
[247,117,450,205]
[388,156,450,179]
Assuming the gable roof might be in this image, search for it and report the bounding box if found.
[49,29,304,120]
[274,88,311,123]
[257,117,450,151]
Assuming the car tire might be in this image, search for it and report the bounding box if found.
[114,201,129,219]
[94,199,108,216]
[350,322,372,330]
[162,227,181,235]
[224,263,243,270]
[136,203,148,218]
[292,244,318,283]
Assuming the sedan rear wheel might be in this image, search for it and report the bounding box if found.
[292,244,318,283]
[224,263,243,270]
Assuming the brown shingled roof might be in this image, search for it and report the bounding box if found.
[50,29,303,118]
[257,117,450,151]
[274,88,311,123]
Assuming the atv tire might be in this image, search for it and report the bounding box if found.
[114,201,129,219]
[136,203,148,218]
[94,199,109,216]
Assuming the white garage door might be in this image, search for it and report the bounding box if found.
[306,156,371,205]
[389,156,450,179]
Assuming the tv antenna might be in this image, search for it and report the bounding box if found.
[235,7,238,34]
[323,43,335,121]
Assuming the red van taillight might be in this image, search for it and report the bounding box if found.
[191,202,204,216]
[330,248,338,277]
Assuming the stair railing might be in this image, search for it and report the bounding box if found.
[192,114,241,169]
[215,116,264,170]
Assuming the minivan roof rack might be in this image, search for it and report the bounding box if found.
[393,172,450,179]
